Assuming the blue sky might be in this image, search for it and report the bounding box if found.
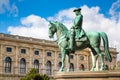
[0,0,118,33]
[0,0,120,60]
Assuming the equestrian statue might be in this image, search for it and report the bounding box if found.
[48,8,112,72]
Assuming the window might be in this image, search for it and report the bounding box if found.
[58,53,61,58]
[21,49,26,54]
[70,63,74,71]
[58,62,62,70]
[70,55,74,59]
[47,52,51,56]
[105,65,109,70]
[34,50,39,55]
[6,47,12,52]
[5,57,12,73]
[20,58,26,73]
[34,59,39,73]
[80,64,85,71]
[46,61,52,75]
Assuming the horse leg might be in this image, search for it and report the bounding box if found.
[91,47,105,71]
[59,49,66,72]
[94,48,105,71]
[66,53,70,72]
[99,52,105,71]
[90,54,98,71]
[90,47,99,71]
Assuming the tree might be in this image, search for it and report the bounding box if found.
[20,68,49,80]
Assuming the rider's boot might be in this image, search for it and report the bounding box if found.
[69,34,75,53]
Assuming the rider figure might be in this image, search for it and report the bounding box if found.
[69,8,86,52]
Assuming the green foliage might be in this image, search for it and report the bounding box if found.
[33,74,43,80]
[20,68,50,80]
[26,68,36,80]
[39,74,50,80]
[20,78,27,80]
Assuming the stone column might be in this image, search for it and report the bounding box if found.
[76,53,79,71]
[15,46,19,74]
[0,45,3,74]
[42,49,46,74]
[55,51,58,73]
[86,52,90,71]
[54,51,56,70]
[29,47,32,72]
[52,56,54,75]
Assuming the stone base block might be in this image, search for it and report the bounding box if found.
[54,70,120,80]
[0,74,25,80]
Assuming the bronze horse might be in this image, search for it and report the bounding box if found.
[48,21,112,72]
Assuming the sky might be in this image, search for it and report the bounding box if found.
[0,0,120,60]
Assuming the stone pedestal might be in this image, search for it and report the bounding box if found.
[54,70,120,80]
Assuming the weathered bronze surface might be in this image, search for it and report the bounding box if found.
[48,8,112,72]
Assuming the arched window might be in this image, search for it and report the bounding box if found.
[105,65,109,70]
[70,63,74,71]
[81,64,85,71]
[5,57,12,73]
[46,61,52,75]
[20,58,26,73]
[58,62,62,70]
[34,59,39,73]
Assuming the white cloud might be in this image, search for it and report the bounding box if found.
[8,14,49,39]
[8,5,120,60]
[109,0,120,21]
[108,0,120,60]
[47,8,75,29]
[0,0,18,16]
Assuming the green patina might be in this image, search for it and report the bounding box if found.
[48,8,112,72]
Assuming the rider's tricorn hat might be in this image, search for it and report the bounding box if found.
[73,8,81,12]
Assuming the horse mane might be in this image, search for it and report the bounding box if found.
[54,21,68,31]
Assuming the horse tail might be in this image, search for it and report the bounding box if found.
[100,32,112,62]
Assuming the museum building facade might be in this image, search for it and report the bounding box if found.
[0,33,118,77]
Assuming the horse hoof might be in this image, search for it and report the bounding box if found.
[90,68,94,71]
[99,68,104,71]
[59,69,64,72]
[67,69,70,72]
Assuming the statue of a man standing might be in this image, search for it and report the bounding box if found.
[69,8,87,52]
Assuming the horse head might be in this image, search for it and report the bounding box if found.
[48,22,57,38]
[48,21,68,39]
